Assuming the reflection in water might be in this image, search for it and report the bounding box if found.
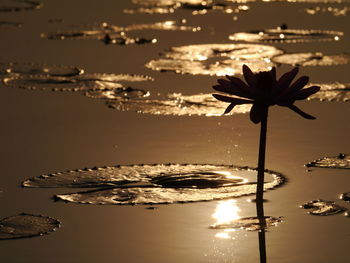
[212,200,241,239]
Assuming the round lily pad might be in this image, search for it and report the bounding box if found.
[0,0,42,12]
[211,216,283,231]
[23,164,285,205]
[146,43,283,76]
[300,200,344,216]
[272,52,350,66]
[229,29,343,43]
[309,82,350,102]
[107,93,251,116]
[0,213,60,240]
[306,153,350,169]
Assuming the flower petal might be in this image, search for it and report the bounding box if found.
[287,76,309,94]
[249,103,266,124]
[242,65,257,89]
[288,104,316,119]
[213,78,253,99]
[212,94,253,104]
[224,103,235,114]
[277,67,299,92]
[225,75,256,99]
[292,86,320,100]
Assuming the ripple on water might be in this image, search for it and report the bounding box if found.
[22,164,286,205]
[106,93,251,116]
[300,200,344,215]
[0,0,42,12]
[146,43,283,76]
[306,153,350,169]
[229,29,343,43]
[0,213,60,240]
[272,52,350,66]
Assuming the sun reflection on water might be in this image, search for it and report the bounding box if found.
[212,200,241,239]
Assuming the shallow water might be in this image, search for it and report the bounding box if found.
[0,0,350,262]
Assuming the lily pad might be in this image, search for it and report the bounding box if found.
[340,192,350,202]
[0,62,83,77]
[41,21,200,44]
[106,93,251,116]
[309,82,350,102]
[306,153,350,169]
[211,216,283,231]
[0,21,22,28]
[145,43,283,76]
[300,200,344,215]
[272,52,350,66]
[229,29,343,43]
[305,6,350,16]
[0,0,42,12]
[3,73,153,92]
[23,164,285,205]
[0,213,60,240]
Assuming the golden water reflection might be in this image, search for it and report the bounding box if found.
[212,200,241,239]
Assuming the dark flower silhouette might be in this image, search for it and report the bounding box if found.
[212,65,320,123]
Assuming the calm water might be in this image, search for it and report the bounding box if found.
[0,0,350,262]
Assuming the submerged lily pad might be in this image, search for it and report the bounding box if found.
[306,153,350,169]
[0,213,60,240]
[0,62,83,77]
[229,29,343,43]
[23,164,285,205]
[300,200,344,215]
[272,52,350,66]
[211,216,283,231]
[3,73,153,92]
[309,82,350,102]
[340,192,350,202]
[107,93,251,116]
[0,21,22,28]
[146,43,283,76]
[0,0,42,12]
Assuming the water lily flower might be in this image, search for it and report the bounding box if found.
[212,65,320,123]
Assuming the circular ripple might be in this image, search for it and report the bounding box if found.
[146,43,283,76]
[229,29,343,43]
[23,164,286,205]
[0,213,60,240]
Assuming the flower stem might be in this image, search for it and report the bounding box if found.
[256,106,268,203]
